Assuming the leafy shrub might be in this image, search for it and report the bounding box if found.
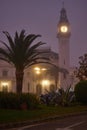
[19,93,40,109]
[0,92,19,109]
[40,86,75,107]
[0,92,40,110]
[58,87,75,106]
[75,80,87,104]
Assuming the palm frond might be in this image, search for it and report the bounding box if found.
[3,31,15,51]
[0,40,14,55]
[24,34,41,46]
[19,30,25,40]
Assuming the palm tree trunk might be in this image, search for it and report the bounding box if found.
[16,70,24,93]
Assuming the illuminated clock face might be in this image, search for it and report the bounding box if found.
[60,25,68,33]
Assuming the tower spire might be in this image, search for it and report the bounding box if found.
[59,2,69,23]
[62,0,64,8]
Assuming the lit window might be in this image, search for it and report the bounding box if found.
[1,82,9,92]
[42,80,50,86]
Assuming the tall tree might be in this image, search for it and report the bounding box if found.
[75,54,87,80]
[0,30,50,93]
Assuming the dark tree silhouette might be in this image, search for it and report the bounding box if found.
[75,54,87,80]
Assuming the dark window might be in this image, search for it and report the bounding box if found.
[2,70,8,77]
[63,73,66,79]
[36,84,42,95]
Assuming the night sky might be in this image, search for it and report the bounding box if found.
[0,0,87,66]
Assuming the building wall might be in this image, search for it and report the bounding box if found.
[0,61,16,92]
[0,50,76,94]
[0,49,60,94]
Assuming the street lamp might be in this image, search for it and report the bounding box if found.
[34,67,47,75]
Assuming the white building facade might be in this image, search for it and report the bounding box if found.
[0,49,59,94]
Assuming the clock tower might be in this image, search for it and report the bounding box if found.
[57,7,71,89]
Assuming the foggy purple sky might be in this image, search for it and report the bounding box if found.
[0,0,87,66]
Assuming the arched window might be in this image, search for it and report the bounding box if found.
[36,84,42,95]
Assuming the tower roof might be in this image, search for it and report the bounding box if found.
[59,7,69,23]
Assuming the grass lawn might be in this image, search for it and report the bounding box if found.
[0,105,87,124]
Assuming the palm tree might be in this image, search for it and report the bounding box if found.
[0,30,50,93]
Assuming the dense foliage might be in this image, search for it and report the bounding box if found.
[40,86,75,107]
[0,92,40,110]
[75,80,87,104]
[75,54,87,80]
